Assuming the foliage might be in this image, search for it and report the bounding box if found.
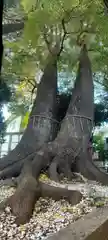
[95,200,105,207]
[5,0,108,76]
[20,111,30,128]
[94,102,108,126]
[20,0,108,75]
[39,174,49,181]
[3,0,108,127]
[93,133,104,153]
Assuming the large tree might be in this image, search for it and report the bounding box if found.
[1,0,108,226]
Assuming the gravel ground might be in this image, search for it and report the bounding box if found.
[39,174,108,198]
[0,177,108,239]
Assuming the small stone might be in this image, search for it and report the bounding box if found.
[0,223,3,229]
[2,178,108,239]
[12,223,17,228]
[30,235,36,240]
[5,206,11,213]
[7,230,13,237]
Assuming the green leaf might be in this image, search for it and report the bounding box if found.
[21,0,36,12]
[21,112,30,129]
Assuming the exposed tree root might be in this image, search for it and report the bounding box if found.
[0,152,36,179]
[0,198,9,212]
[0,178,17,187]
[76,151,108,185]
[49,161,59,182]
[0,146,83,226]
[8,176,40,225]
[40,182,82,205]
[0,179,82,225]
[49,159,73,182]
[72,172,88,183]
[0,160,24,179]
[0,45,100,226]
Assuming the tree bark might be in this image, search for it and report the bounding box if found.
[0,3,92,228]
[1,3,108,226]
[1,43,94,179]
[0,44,94,224]
[76,150,108,185]
[48,44,94,179]
[1,44,107,226]
[3,151,82,225]
[0,57,58,175]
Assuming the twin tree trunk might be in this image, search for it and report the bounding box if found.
[1,43,108,225]
[1,1,108,226]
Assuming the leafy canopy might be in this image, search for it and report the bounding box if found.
[19,0,108,75]
[3,0,108,127]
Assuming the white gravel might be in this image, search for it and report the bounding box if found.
[39,175,108,198]
[0,196,93,240]
[68,181,108,198]
[0,177,108,239]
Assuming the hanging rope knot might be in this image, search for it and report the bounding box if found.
[30,114,60,128]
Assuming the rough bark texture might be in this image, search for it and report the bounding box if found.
[0,4,98,228]
[73,45,108,184]
[48,44,94,179]
[0,149,82,225]
[5,159,82,225]
[76,150,108,185]
[0,45,91,224]
[0,57,58,175]
[7,181,82,225]
[1,44,108,225]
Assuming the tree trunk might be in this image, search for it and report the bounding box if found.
[1,44,108,225]
[0,4,86,227]
[48,43,94,179]
[0,44,95,224]
[1,4,108,226]
[0,57,59,176]
[2,147,82,225]
[0,45,93,178]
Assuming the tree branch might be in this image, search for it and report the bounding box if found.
[57,19,67,57]
[64,5,81,23]
[104,0,108,14]
[43,25,53,55]
[27,79,36,88]
[30,85,37,105]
